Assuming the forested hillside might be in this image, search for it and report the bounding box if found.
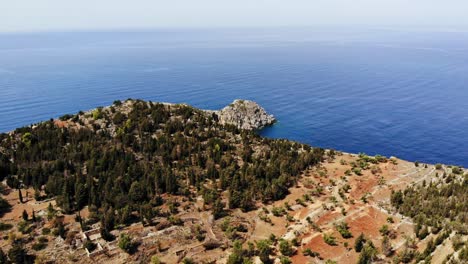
[391,167,467,263]
[1,99,466,264]
[0,99,324,234]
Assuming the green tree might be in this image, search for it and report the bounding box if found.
[8,242,31,264]
[74,183,88,209]
[102,207,115,232]
[0,197,11,216]
[83,240,97,252]
[46,203,56,220]
[129,181,145,203]
[22,210,28,221]
[381,235,393,257]
[119,233,137,254]
[256,239,272,264]
[227,240,244,264]
[0,248,7,264]
[354,233,366,252]
[357,242,377,264]
[213,198,226,220]
[279,240,294,256]
[57,221,66,239]
[18,189,23,203]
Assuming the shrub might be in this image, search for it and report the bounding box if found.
[279,240,294,256]
[352,167,362,176]
[379,224,390,236]
[0,197,11,215]
[271,206,286,217]
[151,255,161,264]
[18,221,31,234]
[256,239,272,263]
[227,240,244,264]
[38,236,48,243]
[92,108,103,120]
[323,233,337,246]
[59,114,74,121]
[42,228,51,235]
[182,258,195,264]
[32,242,47,251]
[336,222,353,239]
[84,240,97,252]
[112,112,126,124]
[118,233,137,254]
[0,222,13,231]
[303,248,319,257]
[452,166,463,174]
[279,256,292,264]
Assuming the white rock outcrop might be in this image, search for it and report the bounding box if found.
[213,99,276,130]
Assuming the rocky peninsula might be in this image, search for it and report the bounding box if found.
[210,99,276,130]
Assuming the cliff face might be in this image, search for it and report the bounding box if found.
[213,99,276,130]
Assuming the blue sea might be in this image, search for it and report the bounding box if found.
[1,27,468,166]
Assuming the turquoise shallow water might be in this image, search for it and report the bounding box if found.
[1,28,468,166]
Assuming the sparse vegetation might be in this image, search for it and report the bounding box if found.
[323,233,337,246]
[336,222,353,239]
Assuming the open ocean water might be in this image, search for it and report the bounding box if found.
[1,27,468,166]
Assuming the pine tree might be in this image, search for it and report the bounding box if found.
[227,240,244,264]
[354,233,366,252]
[0,247,7,264]
[47,203,55,220]
[382,235,393,257]
[8,242,28,264]
[18,188,23,203]
[357,241,377,264]
[22,210,28,221]
[256,239,272,264]
[213,198,226,220]
[57,221,66,239]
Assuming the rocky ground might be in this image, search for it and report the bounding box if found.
[211,99,276,130]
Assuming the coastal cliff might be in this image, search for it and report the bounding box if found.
[212,99,276,130]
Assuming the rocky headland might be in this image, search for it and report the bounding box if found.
[209,99,276,130]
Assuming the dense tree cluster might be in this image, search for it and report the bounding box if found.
[391,174,467,234]
[391,172,467,262]
[0,99,324,233]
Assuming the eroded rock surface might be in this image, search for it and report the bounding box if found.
[213,99,275,130]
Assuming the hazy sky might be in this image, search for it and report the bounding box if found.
[2,0,468,32]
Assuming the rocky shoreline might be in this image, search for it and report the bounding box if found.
[209,99,276,130]
[55,99,276,134]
